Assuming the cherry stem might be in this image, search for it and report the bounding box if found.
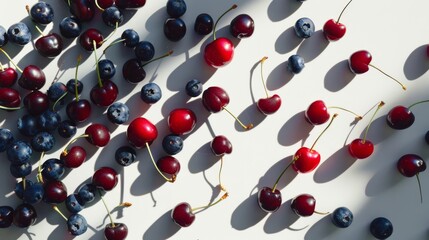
[67,0,71,7]
[310,113,338,151]
[0,61,4,71]
[98,38,126,62]
[362,101,384,143]
[336,0,353,23]
[271,156,298,192]
[52,92,68,112]
[416,173,423,203]
[145,142,175,183]
[22,177,26,191]
[0,48,23,73]
[314,210,330,215]
[93,41,103,88]
[408,100,429,110]
[213,4,237,40]
[328,106,362,120]
[74,55,82,102]
[62,134,89,154]
[52,205,68,221]
[98,189,115,227]
[0,105,21,111]
[218,157,226,192]
[259,56,269,98]
[94,0,105,11]
[368,64,406,90]
[222,106,253,130]
[25,5,44,36]
[142,50,174,67]
[36,152,46,183]
[191,192,229,214]
[101,22,119,45]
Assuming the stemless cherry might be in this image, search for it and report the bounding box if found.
[0,67,18,87]
[85,123,110,147]
[0,206,14,228]
[230,14,254,38]
[92,167,118,191]
[168,108,197,135]
[0,87,21,109]
[18,65,46,90]
[13,203,37,228]
[23,90,49,116]
[43,180,68,204]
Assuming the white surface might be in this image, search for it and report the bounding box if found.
[1,0,429,239]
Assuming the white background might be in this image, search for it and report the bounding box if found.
[1,0,429,239]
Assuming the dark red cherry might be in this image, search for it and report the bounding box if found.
[122,58,146,84]
[210,135,232,156]
[85,123,110,147]
[171,202,195,227]
[79,28,104,51]
[23,90,49,115]
[35,33,64,58]
[90,80,118,107]
[68,0,95,22]
[104,222,128,240]
[61,146,87,168]
[43,180,68,204]
[92,167,118,191]
[18,65,46,90]
[292,147,320,173]
[386,105,415,130]
[0,67,18,87]
[0,87,21,108]
[13,203,37,228]
[0,206,14,228]
[397,154,426,177]
[230,14,254,38]
[348,50,371,74]
[290,193,316,217]
[348,139,374,159]
[257,187,282,213]
[66,99,92,123]
[257,94,281,115]
[127,117,157,148]
[168,108,197,135]
[305,100,329,125]
[115,0,146,9]
[157,156,180,180]
[202,86,229,113]
[96,0,115,9]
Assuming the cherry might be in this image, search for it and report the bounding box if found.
[61,145,87,168]
[66,99,92,123]
[202,86,253,130]
[23,90,49,116]
[168,108,197,135]
[43,180,68,204]
[94,0,115,9]
[35,33,64,58]
[92,167,118,191]
[348,50,406,90]
[256,57,281,115]
[204,5,237,68]
[122,51,173,84]
[85,123,110,147]
[290,193,327,217]
[322,0,354,41]
[104,223,128,240]
[18,65,46,91]
[210,135,232,156]
[171,202,195,227]
[397,154,426,203]
[13,203,37,228]
[0,87,21,109]
[305,100,361,125]
[157,156,180,182]
[0,206,14,228]
[348,101,384,159]
[79,28,104,51]
[385,100,429,130]
[0,66,18,87]
[68,0,95,22]
[127,117,157,148]
[258,187,282,213]
[230,14,254,39]
[115,0,146,9]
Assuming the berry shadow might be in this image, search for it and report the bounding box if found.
[124,91,151,121]
[303,214,336,240]
[143,210,181,240]
[263,199,300,233]
[313,146,356,183]
[403,44,429,81]
[267,0,302,22]
[277,111,314,147]
[266,60,293,91]
[324,59,355,92]
[274,26,303,55]
[297,30,329,63]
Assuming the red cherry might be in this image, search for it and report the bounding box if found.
[386,105,415,130]
[168,108,197,135]
[127,117,157,148]
[0,67,18,87]
[157,156,180,181]
[95,0,115,9]
[305,100,329,125]
[292,147,321,173]
[18,65,46,90]
[323,19,346,41]
[61,146,87,168]
[90,80,118,107]
[92,167,118,191]
[397,154,426,203]
[290,193,316,217]
[35,33,64,58]
[79,28,104,51]
[68,0,95,22]
[23,90,49,116]
[85,123,110,147]
[115,0,146,9]
[43,180,68,204]
[210,135,232,156]
[348,139,374,159]
[256,57,281,115]
[202,86,229,113]
[66,99,92,123]
[104,223,128,240]
[171,202,195,227]
[257,187,282,213]
[348,50,371,74]
[0,87,21,109]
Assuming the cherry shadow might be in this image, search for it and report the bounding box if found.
[303,215,336,240]
[264,199,300,233]
[277,111,314,147]
[17,46,51,70]
[297,30,329,63]
[365,161,402,197]
[188,142,218,173]
[267,0,302,22]
[235,104,267,131]
[324,60,355,92]
[403,44,429,81]
[230,192,268,230]
[57,44,92,71]
[143,210,181,240]
[356,115,392,145]
[266,60,294,91]
[274,26,303,55]
[313,146,357,183]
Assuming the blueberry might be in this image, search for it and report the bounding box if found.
[294,17,315,39]
[38,110,61,132]
[7,140,33,165]
[166,0,187,18]
[102,6,124,28]
[194,13,213,35]
[134,41,155,62]
[331,207,353,228]
[7,22,32,46]
[31,132,55,152]
[115,146,137,166]
[287,54,305,74]
[107,102,130,125]
[47,82,68,103]
[0,206,14,228]
[30,2,54,25]
[14,180,33,200]
[65,194,85,213]
[98,59,116,80]
[185,79,203,97]
[17,114,40,137]
[164,18,187,42]
[370,217,393,239]
[23,182,44,205]
[121,29,139,48]
[140,82,162,104]
[0,128,14,152]
[67,214,88,236]
[66,79,84,94]
[162,134,183,155]
[10,162,32,178]
[0,25,8,47]
[59,16,82,39]
[42,158,65,181]
[77,184,96,205]
[57,120,77,138]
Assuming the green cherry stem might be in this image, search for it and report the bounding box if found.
[101,22,119,45]
[368,64,406,90]
[218,157,226,192]
[93,41,103,88]
[145,142,175,183]
[141,50,174,67]
[328,106,362,120]
[0,48,23,73]
[0,61,4,71]
[97,38,126,63]
[98,189,115,228]
[271,156,298,193]
[52,205,68,221]
[259,56,269,98]
[416,173,423,203]
[94,0,105,11]
[408,100,429,110]
[336,0,353,23]
[62,134,90,154]
[191,192,229,214]
[25,5,45,36]
[37,152,46,183]
[310,113,338,151]
[222,106,253,130]
[362,101,384,143]
[212,4,237,40]
[73,55,83,102]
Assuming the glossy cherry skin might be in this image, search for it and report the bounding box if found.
[397,154,426,177]
[257,187,282,213]
[92,167,118,191]
[292,147,320,173]
[90,80,118,107]
[157,156,180,180]
[230,14,254,38]
[96,0,115,9]
[257,94,281,115]
[104,223,128,240]
[210,135,232,156]
[13,203,37,228]
[115,0,146,9]
[61,146,86,168]
[79,28,103,51]
[66,99,92,123]
[127,117,157,148]
[18,65,46,90]
[35,33,64,58]
[168,108,197,135]
[290,193,316,217]
[386,105,415,130]
[204,37,234,68]
[323,19,346,41]
[122,58,146,84]
[43,180,68,204]
[0,68,18,87]
[68,0,95,22]
[305,100,329,125]
[0,88,21,108]
[348,139,374,159]
[171,202,195,227]
[202,86,229,113]
[85,123,110,147]
[348,50,372,74]
[23,91,49,116]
